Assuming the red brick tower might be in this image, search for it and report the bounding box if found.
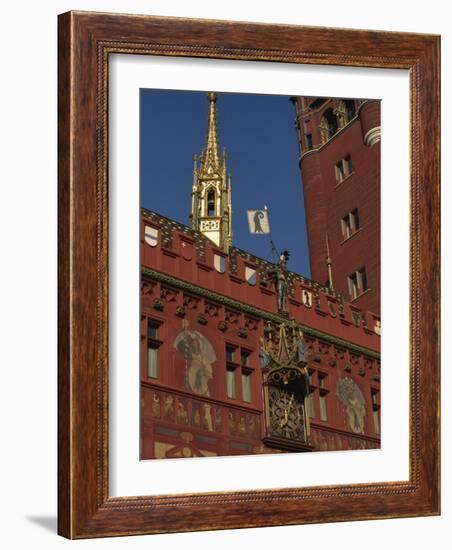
[291,97,381,315]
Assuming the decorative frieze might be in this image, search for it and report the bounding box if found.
[141,266,381,360]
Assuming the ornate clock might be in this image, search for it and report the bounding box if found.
[261,321,313,452]
[269,387,305,441]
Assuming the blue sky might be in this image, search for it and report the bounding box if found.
[140,89,310,277]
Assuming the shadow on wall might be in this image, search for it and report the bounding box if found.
[25,516,57,534]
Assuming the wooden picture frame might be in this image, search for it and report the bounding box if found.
[58,11,440,538]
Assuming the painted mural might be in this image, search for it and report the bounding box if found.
[174,321,216,396]
[336,378,366,434]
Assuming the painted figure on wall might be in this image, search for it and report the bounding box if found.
[336,378,367,434]
[174,321,216,396]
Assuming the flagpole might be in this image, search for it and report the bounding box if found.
[264,205,279,263]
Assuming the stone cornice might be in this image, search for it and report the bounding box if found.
[142,266,380,360]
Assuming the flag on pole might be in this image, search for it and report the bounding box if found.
[247,208,270,234]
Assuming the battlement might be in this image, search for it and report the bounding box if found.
[141,208,380,353]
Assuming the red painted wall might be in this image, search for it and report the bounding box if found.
[140,210,380,459]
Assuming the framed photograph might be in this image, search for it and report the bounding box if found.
[58,11,440,538]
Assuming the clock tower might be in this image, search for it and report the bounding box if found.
[190,92,232,252]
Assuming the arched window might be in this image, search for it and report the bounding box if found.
[319,108,338,144]
[336,100,357,128]
[344,99,356,122]
[207,189,216,216]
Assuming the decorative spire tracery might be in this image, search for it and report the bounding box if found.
[190,92,232,251]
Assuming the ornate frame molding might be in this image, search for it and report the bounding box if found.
[58,11,440,538]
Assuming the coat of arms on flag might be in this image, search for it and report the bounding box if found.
[247,209,270,234]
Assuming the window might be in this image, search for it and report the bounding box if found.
[335,155,353,183]
[226,344,237,399]
[241,350,250,367]
[147,346,159,379]
[241,371,252,402]
[148,321,159,339]
[308,392,316,418]
[319,394,328,421]
[318,373,328,421]
[240,351,252,402]
[348,267,368,300]
[341,208,360,240]
[336,99,356,127]
[305,133,313,149]
[319,108,339,144]
[373,409,380,434]
[344,99,356,121]
[308,369,316,418]
[226,368,236,399]
[226,345,253,403]
[371,390,380,434]
[226,344,236,363]
[147,319,162,379]
[207,190,216,216]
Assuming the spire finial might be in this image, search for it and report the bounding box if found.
[202,91,221,172]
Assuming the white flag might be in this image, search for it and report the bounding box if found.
[247,210,270,234]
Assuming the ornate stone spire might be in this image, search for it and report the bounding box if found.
[199,92,221,177]
[190,92,232,251]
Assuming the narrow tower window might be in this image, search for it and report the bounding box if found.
[207,190,216,217]
[320,108,339,144]
[335,155,353,183]
[341,208,360,240]
[348,267,368,299]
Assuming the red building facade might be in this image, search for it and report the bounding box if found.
[291,97,381,315]
[140,93,381,460]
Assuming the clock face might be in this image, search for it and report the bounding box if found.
[269,387,305,440]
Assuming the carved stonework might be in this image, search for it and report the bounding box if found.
[261,320,312,452]
[205,302,219,318]
[237,327,248,339]
[152,298,164,311]
[183,294,199,310]
[175,306,186,318]
[161,286,178,302]
[217,320,227,332]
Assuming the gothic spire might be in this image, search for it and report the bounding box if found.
[190,92,232,252]
[199,92,222,177]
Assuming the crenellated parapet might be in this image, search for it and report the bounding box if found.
[141,208,381,352]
